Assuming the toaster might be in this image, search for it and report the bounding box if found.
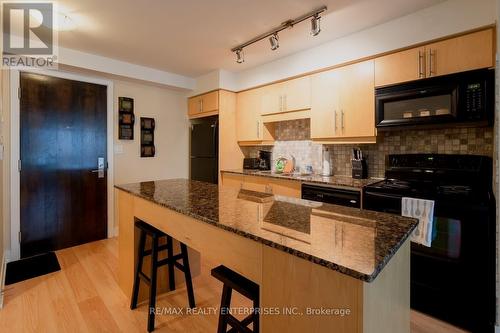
[243,158,260,170]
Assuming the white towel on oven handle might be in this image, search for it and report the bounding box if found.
[401,197,434,247]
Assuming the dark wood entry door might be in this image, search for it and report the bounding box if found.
[20,72,108,258]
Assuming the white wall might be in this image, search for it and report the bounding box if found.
[207,0,496,91]
[190,69,239,96]
[113,79,189,184]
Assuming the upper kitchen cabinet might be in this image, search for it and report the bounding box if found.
[338,60,376,139]
[425,29,494,78]
[188,90,219,119]
[311,60,376,142]
[261,76,311,115]
[236,88,262,142]
[374,28,494,87]
[236,88,275,144]
[375,46,426,87]
[311,69,339,139]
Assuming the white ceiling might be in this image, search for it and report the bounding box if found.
[56,0,446,78]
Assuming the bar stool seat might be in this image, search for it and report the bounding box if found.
[211,265,260,333]
[131,219,195,332]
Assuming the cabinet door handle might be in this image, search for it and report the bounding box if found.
[256,120,260,138]
[284,95,287,111]
[429,49,435,77]
[279,95,282,112]
[418,50,425,78]
[199,99,203,112]
[334,110,337,134]
[341,110,345,130]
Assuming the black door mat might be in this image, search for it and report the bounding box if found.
[5,252,61,285]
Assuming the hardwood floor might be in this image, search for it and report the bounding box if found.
[0,238,468,333]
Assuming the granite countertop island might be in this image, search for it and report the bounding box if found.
[115,179,417,333]
[116,179,416,282]
[221,169,381,190]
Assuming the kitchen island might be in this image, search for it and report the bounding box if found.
[115,179,417,333]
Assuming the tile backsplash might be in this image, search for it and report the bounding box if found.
[241,119,494,178]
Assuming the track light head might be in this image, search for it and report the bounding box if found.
[310,14,321,36]
[235,49,244,63]
[269,33,279,51]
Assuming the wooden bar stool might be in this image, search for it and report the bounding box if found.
[211,265,260,333]
[130,219,196,332]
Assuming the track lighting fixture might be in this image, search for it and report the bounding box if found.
[231,5,327,63]
[310,14,321,36]
[269,33,279,51]
[235,49,244,63]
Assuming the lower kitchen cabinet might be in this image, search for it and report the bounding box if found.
[221,173,301,198]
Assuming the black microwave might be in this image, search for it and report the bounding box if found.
[375,69,494,129]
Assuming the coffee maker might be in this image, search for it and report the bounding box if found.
[258,150,271,170]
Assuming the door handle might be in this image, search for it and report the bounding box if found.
[91,157,105,178]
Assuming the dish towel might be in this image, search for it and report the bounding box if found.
[401,197,435,247]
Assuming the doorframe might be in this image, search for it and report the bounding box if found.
[9,68,115,260]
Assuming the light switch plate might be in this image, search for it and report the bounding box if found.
[114,144,124,154]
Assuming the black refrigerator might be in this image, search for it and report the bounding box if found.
[190,116,218,184]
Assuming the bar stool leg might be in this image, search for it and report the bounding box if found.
[253,295,260,333]
[130,229,146,310]
[167,236,175,291]
[217,285,232,333]
[180,243,196,308]
[147,237,159,332]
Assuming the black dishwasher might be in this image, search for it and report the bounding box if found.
[301,184,361,208]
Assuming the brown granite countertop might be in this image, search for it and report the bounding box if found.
[115,179,417,282]
[221,169,381,190]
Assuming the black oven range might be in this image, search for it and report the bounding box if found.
[363,154,495,333]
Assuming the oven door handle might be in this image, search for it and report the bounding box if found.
[364,191,403,200]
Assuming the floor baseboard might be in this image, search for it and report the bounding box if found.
[0,252,8,309]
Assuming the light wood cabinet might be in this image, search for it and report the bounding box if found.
[261,76,311,115]
[236,89,263,142]
[426,29,494,78]
[311,60,375,140]
[218,90,244,183]
[311,69,339,139]
[374,47,425,87]
[338,60,376,138]
[188,90,219,118]
[374,28,494,87]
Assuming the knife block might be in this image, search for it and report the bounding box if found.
[352,159,368,179]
